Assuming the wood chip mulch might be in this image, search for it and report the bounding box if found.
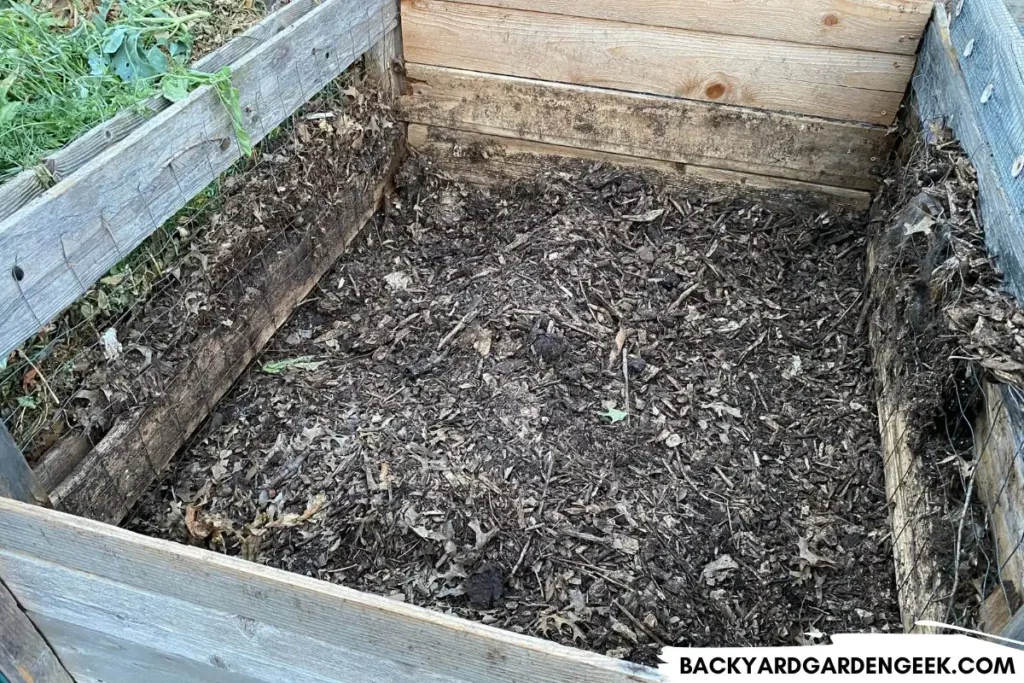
[128,159,901,664]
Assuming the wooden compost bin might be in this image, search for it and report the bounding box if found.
[2,0,1024,680]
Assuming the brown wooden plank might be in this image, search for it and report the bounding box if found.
[408,124,873,209]
[0,579,73,683]
[451,0,931,54]
[51,136,405,525]
[0,498,661,683]
[401,0,913,124]
[400,64,890,191]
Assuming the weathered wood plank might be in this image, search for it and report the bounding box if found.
[401,0,913,124]
[365,0,406,102]
[867,235,946,633]
[400,64,890,191]
[0,422,49,506]
[1007,0,1024,25]
[946,0,1024,296]
[0,0,398,363]
[51,137,404,523]
[29,615,265,683]
[0,0,330,223]
[450,0,931,54]
[408,124,874,209]
[0,498,662,683]
[1005,606,1024,645]
[0,579,73,683]
[975,383,1024,604]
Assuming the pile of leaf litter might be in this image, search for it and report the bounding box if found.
[0,0,261,179]
[129,158,901,663]
[0,76,396,468]
[867,126,1024,627]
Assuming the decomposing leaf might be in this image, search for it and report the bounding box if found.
[702,554,739,586]
[599,407,628,423]
[261,356,327,374]
[798,537,837,568]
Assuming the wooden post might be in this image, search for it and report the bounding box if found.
[365,0,404,101]
[0,579,73,683]
[0,423,49,507]
[1003,605,1024,648]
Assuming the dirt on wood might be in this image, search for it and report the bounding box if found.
[128,156,903,663]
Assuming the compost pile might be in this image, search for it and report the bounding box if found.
[130,159,900,662]
[868,129,1023,626]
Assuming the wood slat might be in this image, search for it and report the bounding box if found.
[400,64,890,191]
[0,0,339,223]
[0,579,73,683]
[0,498,661,683]
[0,0,397,363]
[450,0,932,54]
[975,383,1024,603]
[408,124,873,209]
[401,0,913,125]
[0,422,49,506]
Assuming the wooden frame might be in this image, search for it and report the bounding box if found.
[0,497,661,683]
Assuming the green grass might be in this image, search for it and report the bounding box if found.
[0,0,213,179]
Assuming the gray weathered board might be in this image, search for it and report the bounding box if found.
[0,497,662,683]
[0,0,397,362]
[0,422,48,507]
[915,0,1024,299]
[0,578,73,683]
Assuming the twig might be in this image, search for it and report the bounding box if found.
[437,295,482,350]
[622,344,631,426]
[613,598,667,646]
[17,349,59,406]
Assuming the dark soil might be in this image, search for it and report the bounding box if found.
[128,158,902,663]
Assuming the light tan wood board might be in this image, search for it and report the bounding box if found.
[401,0,914,124]
[975,383,1024,609]
[400,65,891,191]
[450,0,932,54]
[0,498,662,683]
[408,124,873,210]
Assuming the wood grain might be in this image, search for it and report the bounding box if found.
[401,0,913,124]
[51,138,404,524]
[450,0,932,54]
[0,498,662,683]
[408,124,873,209]
[867,236,946,633]
[0,0,397,363]
[0,0,339,224]
[400,64,890,191]
[975,383,1024,608]
[0,422,49,506]
[0,579,73,683]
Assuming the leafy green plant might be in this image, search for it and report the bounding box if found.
[0,0,251,179]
